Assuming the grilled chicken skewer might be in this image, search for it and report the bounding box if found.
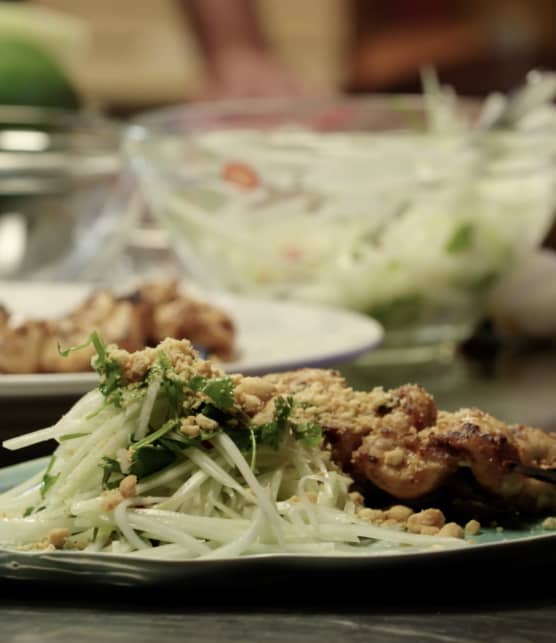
[0,280,236,374]
[259,369,556,513]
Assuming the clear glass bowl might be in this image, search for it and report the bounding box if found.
[124,95,556,359]
[0,105,122,281]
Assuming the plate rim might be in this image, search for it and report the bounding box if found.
[0,282,383,397]
[0,456,554,573]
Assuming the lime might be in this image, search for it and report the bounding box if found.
[0,36,80,109]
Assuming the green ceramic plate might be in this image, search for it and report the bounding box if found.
[0,457,554,588]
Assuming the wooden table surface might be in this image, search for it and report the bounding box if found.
[1,343,555,643]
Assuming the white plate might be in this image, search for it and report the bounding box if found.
[0,281,383,397]
[0,457,554,588]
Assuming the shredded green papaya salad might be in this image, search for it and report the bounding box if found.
[0,335,465,559]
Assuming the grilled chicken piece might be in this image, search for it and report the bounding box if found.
[260,368,556,513]
[0,320,48,374]
[99,299,149,353]
[350,407,556,512]
[0,280,236,373]
[69,290,118,328]
[41,332,96,373]
[150,298,236,361]
[136,279,180,307]
[0,305,8,331]
[69,291,150,351]
[132,279,236,361]
[262,368,436,465]
[40,293,149,372]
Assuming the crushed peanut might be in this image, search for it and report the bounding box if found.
[358,508,385,523]
[385,505,413,522]
[180,416,201,438]
[407,509,445,534]
[119,474,137,499]
[101,488,123,511]
[438,522,465,539]
[348,491,365,506]
[48,528,70,549]
[380,518,405,530]
[235,377,275,401]
[383,448,405,467]
[15,539,54,552]
[195,413,218,431]
[542,516,556,530]
[465,519,481,536]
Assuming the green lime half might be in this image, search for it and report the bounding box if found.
[0,36,80,109]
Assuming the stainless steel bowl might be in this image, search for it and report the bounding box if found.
[0,105,121,280]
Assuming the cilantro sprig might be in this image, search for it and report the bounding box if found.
[58,331,125,406]
[186,375,235,411]
[256,396,323,450]
[40,456,60,498]
[62,333,323,484]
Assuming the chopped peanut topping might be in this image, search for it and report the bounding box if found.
[438,522,465,539]
[385,505,414,522]
[102,489,123,511]
[180,416,201,438]
[407,509,445,534]
[195,413,218,431]
[542,516,556,530]
[119,475,137,499]
[384,448,405,467]
[465,519,481,536]
[48,528,70,549]
[358,508,385,523]
[348,491,365,506]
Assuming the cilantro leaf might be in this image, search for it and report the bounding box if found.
[58,432,90,442]
[187,375,207,393]
[132,419,179,450]
[466,271,499,293]
[224,426,253,453]
[258,396,294,449]
[203,378,235,410]
[97,359,124,406]
[40,456,59,498]
[58,331,121,404]
[255,397,323,451]
[161,375,186,417]
[100,456,124,490]
[292,422,323,447]
[157,351,186,418]
[158,437,193,456]
[129,445,176,479]
[23,506,46,516]
[186,375,235,411]
[59,330,126,407]
[446,223,474,254]
[157,350,172,371]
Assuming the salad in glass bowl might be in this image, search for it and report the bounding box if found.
[124,71,556,358]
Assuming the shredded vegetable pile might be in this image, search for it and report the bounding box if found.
[0,335,465,559]
[128,70,556,333]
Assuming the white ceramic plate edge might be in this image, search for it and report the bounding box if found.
[0,282,383,397]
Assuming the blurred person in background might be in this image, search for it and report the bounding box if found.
[349,0,556,95]
[180,0,556,100]
[182,0,311,100]
[10,1,556,107]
